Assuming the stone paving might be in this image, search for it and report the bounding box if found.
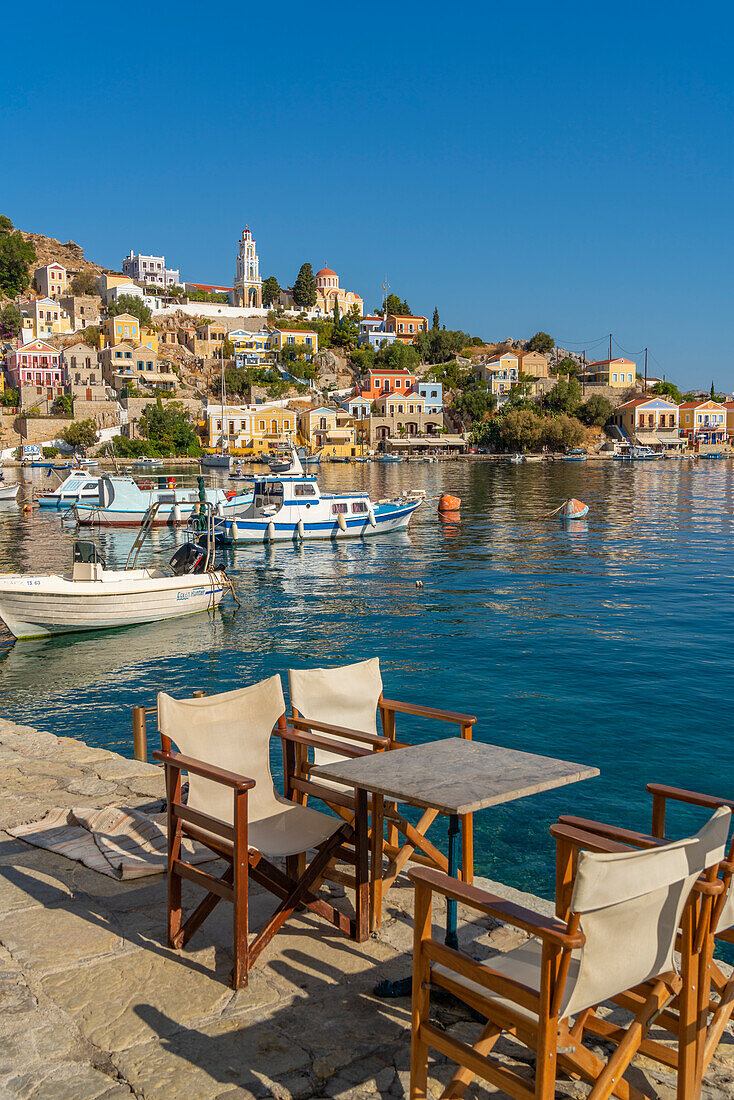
[0,716,733,1098]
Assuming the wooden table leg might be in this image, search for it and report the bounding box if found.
[371,793,384,932]
[354,786,369,942]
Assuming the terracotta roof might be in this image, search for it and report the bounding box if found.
[316,267,337,278]
[678,400,725,409]
[586,358,635,366]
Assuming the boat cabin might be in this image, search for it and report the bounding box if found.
[246,474,370,519]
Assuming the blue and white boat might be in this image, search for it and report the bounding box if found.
[37,469,101,509]
[73,474,253,527]
[210,447,423,545]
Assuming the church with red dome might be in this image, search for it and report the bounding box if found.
[313,265,363,317]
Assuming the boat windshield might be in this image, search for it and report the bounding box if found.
[255,482,284,510]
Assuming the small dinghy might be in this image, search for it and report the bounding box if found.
[553,498,589,521]
[0,481,20,502]
[0,512,233,640]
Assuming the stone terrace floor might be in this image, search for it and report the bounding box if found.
[0,716,733,1099]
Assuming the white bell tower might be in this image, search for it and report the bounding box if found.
[233,225,262,308]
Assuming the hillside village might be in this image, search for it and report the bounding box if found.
[1,215,731,460]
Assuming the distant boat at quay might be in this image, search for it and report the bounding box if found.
[73,474,252,527]
[36,469,101,509]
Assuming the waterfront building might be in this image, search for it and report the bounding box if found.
[6,339,66,393]
[269,328,318,359]
[612,397,682,448]
[343,394,373,417]
[232,227,262,308]
[369,390,446,448]
[358,316,398,351]
[19,297,72,341]
[585,357,636,387]
[385,314,427,344]
[416,380,443,414]
[678,399,728,449]
[358,367,416,401]
[33,262,67,299]
[299,406,357,457]
[723,402,734,441]
[122,250,180,289]
[206,403,296,453]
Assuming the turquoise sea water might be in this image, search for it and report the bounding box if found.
[1,459,733,905]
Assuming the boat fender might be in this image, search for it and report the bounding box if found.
[438,493,461,513]
[230,521,239,541]
[23,504,32,513]
[297,519,305,539]
[172,503,182,524]
[368,508,376,527]
[337,512,347,532]
[267,521,275,541]
[216,502,224,517]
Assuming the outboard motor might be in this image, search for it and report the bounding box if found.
[169,542,207,576]
[73,541,106,568]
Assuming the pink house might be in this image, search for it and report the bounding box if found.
[6,339,67,392]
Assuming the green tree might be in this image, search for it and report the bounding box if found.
[70,271,100,295]
[498,409,545,451]
[711,380,716,399]
[60,419,98,450]
[262,275,280,307]
[333,299,340,326]
[374,341,419,370]
[545,378,581,415]
[651,381,683,404]
[416,327,471,364]
[0,303,22,338]
[543,414,585,450]
[379,293,411,317]
[554,357,578,378]
[432,307,440,330]
[139,399,201,456]
[108,294,153,325]
[292,263,317,308]
[222,337,234,358]
[0,216,36,296]
[1,387,20,408]
[576,394,613,427]
[452,382,497,426]
[528,331,554,353]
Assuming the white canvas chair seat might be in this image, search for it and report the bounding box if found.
[197,801,341,859]
[433,939,582,1025]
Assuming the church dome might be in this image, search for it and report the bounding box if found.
[316,266,337,279]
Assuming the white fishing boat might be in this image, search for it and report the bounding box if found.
[0,482,20,502]
[73,474,252,527]
[36,469,101,509]
[132,457,164,468]
[0,523,232,641]
[210,446,423,545]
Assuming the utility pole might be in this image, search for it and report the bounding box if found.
[582,349,586,396]
[609,334,612,361]
[644,347,648,391]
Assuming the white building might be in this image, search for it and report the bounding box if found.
[121,251,180,289]
[106,282,162,311]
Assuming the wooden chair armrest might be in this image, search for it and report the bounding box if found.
[380,698,477,727]
[556,815,660,849]
[645,783,734,813]
[408,866,585,948]
[290,715,390,748]
[272,726,372,758]
[152,749,256,790]
[551,822,636,854]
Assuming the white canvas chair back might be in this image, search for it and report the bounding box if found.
[288,658,383,770]
[562,806,731,1019]
[158,676,288,828]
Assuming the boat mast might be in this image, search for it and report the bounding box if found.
[220,344,226,457]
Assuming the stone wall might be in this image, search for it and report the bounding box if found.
[18,416,72,446]
[59,295,101,331]
[71,399,119,427]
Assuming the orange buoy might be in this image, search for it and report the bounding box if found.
[438,493,461,514]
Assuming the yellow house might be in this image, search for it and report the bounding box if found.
[269,328,318,358]
[206,404,297,455]
[586,358,636,387]
[140,326,159,355]
[612,397,681,448]
[194,322,228,358]
[101,313,141,347]
[98,273,133,296]
[298,406,357,457]
[19,297,72,340]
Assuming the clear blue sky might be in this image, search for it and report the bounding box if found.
[3,1,732,388]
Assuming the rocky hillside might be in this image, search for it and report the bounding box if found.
[17,229,106,278]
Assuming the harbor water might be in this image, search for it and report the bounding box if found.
[1,458,733,905]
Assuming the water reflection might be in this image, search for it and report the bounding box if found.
[1,459,734,898]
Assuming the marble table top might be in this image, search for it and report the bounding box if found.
[311,738,599,815]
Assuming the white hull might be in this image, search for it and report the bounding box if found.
[0,568,226,640]
[216,502,420,544]
[0,484,20,501]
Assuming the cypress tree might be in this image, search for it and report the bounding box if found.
[293,263,317,308]
[432,307,439,330]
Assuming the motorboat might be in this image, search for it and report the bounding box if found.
[0,481,20,502]
[562,448,587,462]
[0,530,231,641]
[375,453,403,463]
[613,445,659,461]
[508,454,525,464]
[73,474,253,527]
[132,457,164,468]
[36,469,101,509]
[201,453,231,469]
[27,461,72,471]
[209,446,423,545]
